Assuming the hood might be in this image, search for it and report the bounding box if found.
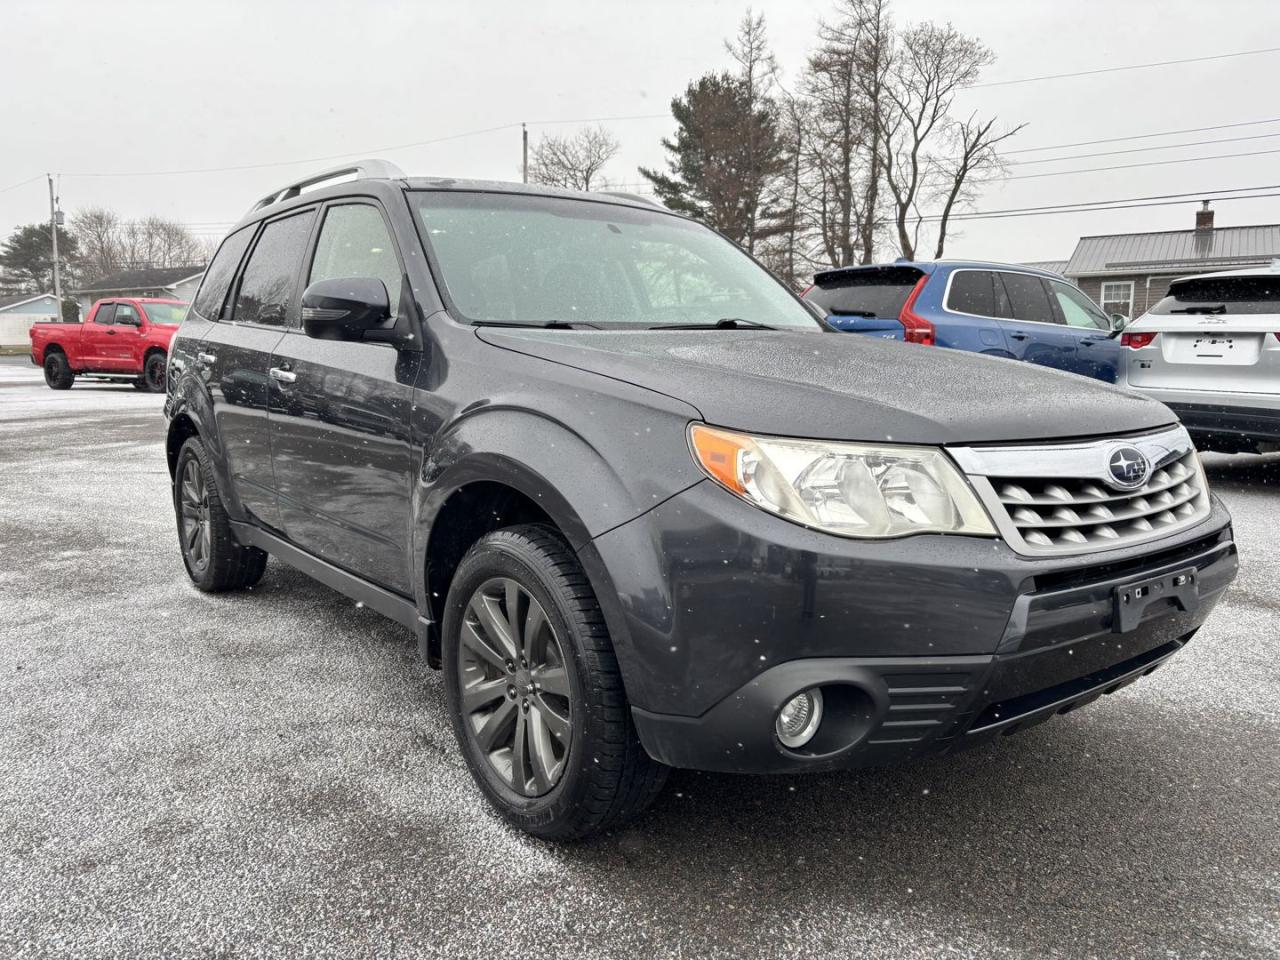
[476,328,1177,445]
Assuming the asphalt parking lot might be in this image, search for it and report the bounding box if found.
[1,354,1276,960]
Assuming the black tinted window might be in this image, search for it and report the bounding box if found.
[947,270,996,317]
[999,272,1058,325]
[193,224,255,321]
[94,304,116,325]
[233,211,316,327]
[1151,275,1280,315]
[806,268,921,318]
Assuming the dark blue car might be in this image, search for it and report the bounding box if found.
[803,260,1123,383]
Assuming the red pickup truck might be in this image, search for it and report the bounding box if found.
[29,298,187,392]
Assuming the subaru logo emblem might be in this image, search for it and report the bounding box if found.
[1106,446,1150,490]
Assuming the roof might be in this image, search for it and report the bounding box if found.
[1064,224,1280,277]
[0,291,56,311]
[1171,259,1280,283]
[813,259,1065,284]
[1020,260,1068,276]
[73,264,206,295]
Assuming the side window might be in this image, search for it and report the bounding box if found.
[947,270,996,317]
[94,304,117,325]
[115,303,139,326]
[192,224,256,322]
[308,204,404,307]
[233,211,317,327]
[1050,281,1110,330]
[999,272,1059,325]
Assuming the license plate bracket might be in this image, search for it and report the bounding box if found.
[1113,567,1200,633]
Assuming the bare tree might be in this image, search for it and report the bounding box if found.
[527,125,620,191]
[878,21,997,259]
[69,207,124,280]
[70,208,206,280]
[930,113,1025,258]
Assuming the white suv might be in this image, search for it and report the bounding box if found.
[1118,262,1280,454]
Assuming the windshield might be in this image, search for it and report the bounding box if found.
[1149,276,1280,315]
[142,302,188,325]
[412,191,822,330]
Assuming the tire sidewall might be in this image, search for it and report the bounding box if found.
[174,439,213,588]
[442,533,599,832]
[145,353,167,392]
[44,352,70,388]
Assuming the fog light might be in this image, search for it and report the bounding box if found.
[775,688,824,749]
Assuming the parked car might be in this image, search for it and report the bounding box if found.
[165,161,1237,839]
[1117,264,1280,453]
[29,298,188,392]
[804,260,1124,382]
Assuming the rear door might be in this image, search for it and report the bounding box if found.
[803,266,922,339]
[268,200,419,594]
[1126,273,1280,394]
[995,272,1081,375]
[202,208,317,532]
[81,303,116,368]
[1045,278,1122,383]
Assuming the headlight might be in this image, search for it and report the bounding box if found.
[688,424,996,539]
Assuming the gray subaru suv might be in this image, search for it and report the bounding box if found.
[164,161,1238,839]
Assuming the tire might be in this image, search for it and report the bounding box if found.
[143,352,167,392]
[173,436,268,592]
[43,351,74,390]
[442,524,668,840]
[133,379,149,391]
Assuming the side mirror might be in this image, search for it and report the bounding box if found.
[119,314,141,327]
[301,278,391,341]
[1109,312,1128,333]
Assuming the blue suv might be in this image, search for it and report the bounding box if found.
[804,260,1123,383]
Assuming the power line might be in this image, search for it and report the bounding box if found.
[971,45,1280,89]
[924,183,1280,218]
[1004,146,1280,182]
[926,189,1280,223]
[1010,131,1280,166]
[0,174,44,195]
[1006,116,1280,154]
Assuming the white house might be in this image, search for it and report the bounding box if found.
[0,292,61,353]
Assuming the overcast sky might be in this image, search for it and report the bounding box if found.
[4,0,1280,270]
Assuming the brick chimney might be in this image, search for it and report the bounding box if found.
[1195,200,1215,232]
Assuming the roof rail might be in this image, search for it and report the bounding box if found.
[246,159,407,216]
[600,191,662,208]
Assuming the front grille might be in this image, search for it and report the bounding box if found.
[949,426,1213,557]
[995,449,1205,550]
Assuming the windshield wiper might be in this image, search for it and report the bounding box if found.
[471,319,602,329]
[649,317,777,330]
[1170,304,1227,314]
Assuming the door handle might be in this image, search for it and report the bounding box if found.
[106,329,116,335]
[197,352,217,365]
[269,367,297,383]
[1009,332,1029,341]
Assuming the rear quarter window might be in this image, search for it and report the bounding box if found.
[806,267,922,318]
[192,224,256,321]
[946,270,998,317]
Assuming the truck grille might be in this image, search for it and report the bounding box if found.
[949,426,1213,557]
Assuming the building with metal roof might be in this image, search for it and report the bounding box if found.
[1063,202,1280,319]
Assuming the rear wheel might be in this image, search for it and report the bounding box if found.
[143,352,167,392]
[43,351,74,390]
[442,525,667,840]
[174,436,267,591]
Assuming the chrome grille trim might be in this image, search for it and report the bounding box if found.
[948,425,1213,557]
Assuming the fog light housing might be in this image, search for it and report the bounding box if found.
[775,688,824,749]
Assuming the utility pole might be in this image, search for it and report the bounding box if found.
[522,123,529,183]
[47,174,63,322]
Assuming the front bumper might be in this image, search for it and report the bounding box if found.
[585,480,1236,774]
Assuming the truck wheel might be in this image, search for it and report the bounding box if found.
[43,351,74,390]
[174,436,267,592]
[442,524,667,840]
[143,352,167,392]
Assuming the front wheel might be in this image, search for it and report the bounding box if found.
[442,525,667,840]
[173,436,267,591]
[43,352,74,390]
[143,352,167,392]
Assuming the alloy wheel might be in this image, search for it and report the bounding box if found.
[179,458,211,572]
[146,355,167,392]
[458,577,573,797]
